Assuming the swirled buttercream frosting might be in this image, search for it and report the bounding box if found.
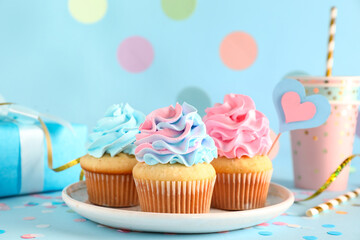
[203,94,271,158]
[135,102,217,166]
[87,103,145,158]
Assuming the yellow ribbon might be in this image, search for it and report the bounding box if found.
[1,102,84,181]
[295,154,359,202]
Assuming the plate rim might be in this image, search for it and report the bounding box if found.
[62,181,294,220]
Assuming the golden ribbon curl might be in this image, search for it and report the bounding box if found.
[295,154,359,202]
[1,102,84,181]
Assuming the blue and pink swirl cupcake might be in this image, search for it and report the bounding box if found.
[133,102,217,213]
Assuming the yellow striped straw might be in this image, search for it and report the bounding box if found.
[306,187,360,217]
[326,7,337,77]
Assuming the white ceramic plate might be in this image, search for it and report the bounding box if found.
[62,181,294,233]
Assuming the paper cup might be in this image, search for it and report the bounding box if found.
[211,170,273,210]
[292,76,360,101]
[289,76,360,191]
[84,171,138,207]
[134,177,215,213]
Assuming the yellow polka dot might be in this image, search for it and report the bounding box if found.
[69,0,107,24]
[313,136,318,141]
[340,131,345,136]
[313,88,319,94]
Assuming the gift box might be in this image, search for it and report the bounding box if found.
[0,121,87,198]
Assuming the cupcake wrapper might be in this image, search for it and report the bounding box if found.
[134,178,216,213]
[84,170,138,207]
[211,170,273,210]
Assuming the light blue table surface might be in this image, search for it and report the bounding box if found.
[1,145,359,240]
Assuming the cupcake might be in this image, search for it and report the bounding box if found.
[80,103,145,207]
[133,102,217,213]
[203,94,273,210]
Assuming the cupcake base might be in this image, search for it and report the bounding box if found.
[134,178,216,213]
[211,170,273,210]
[84,170,138,207]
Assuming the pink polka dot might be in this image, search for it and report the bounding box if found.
[117,36,154,73]
[21,234,37,239]
[23,216,36,221]
[220,31,257,70]
[272,221,287,226]
[258,222,270,227]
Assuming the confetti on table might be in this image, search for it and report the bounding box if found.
[322,224,335,228]
[66,209,75,213]
[352,203,360,207]
[21,234,38,239]
[0,230,5,234]
[23,216,36,220]
[31,194,52,199]
[335,211,348,215]
[257,223,270,227]
[41,210,54,213]
[0,203,10,211]
[258,231,273,236]
[327,231,342,236]
[36,224,50,228]
[74,218,87,222]
[25,202,39,207]
[303,236,318,240]
[45,205,56,209]
[287,224,301,228]
[272,221,287,226]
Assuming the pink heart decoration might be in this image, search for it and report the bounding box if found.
[281,91,316,123]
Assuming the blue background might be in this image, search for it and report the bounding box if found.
[1,1,360,239]
[1,0,360,179]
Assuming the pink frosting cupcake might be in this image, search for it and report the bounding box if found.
[203,94,273,210]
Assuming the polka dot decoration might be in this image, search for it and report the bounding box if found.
[258,231,273,236]
[304,85,358,101]
[220,32,257,70]
[291,103,358,190]
[302,236,318,240]
[161,0,196,20]
[117,36,155,73]
[176,86,211,117]
[68,0,107,24]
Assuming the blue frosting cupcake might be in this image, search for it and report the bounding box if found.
[80,103,145,208]
[87,103,145,158]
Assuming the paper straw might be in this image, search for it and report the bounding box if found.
[325,7,337,77]
[306,187,360,217]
